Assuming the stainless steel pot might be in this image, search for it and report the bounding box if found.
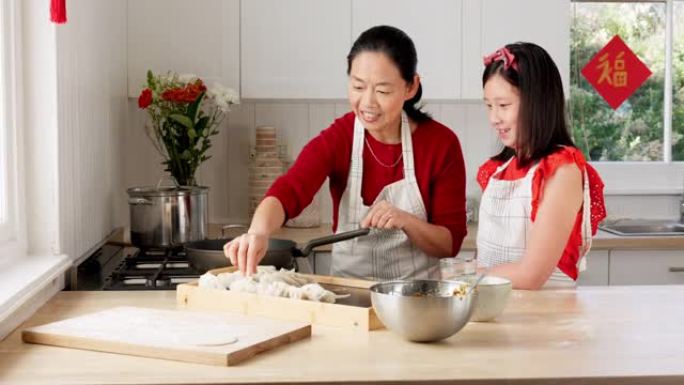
[127,186,208,248]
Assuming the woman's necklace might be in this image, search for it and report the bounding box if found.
[364,137,402,168]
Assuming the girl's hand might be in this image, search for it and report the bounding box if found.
[223,232,269,276]
[361,200,410,230]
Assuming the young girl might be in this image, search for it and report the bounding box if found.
[477,42,606,289]
[225,26,467,279]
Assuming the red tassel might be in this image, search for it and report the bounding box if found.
[50,0,67,24]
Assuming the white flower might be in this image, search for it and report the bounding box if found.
[158,72,176,83]
[207,83,239,112]
[178,73,199,83]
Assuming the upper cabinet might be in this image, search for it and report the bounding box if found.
[127,0,240,98]
[461,0,570,99]
[241,0,351,99]
[126,0,569,100]
[352,0,462,99]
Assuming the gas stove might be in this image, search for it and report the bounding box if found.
[73,244,202,290]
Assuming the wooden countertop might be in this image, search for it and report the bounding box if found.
[2,287,684,384]
[113,223,684,253]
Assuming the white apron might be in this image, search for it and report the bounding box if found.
[330,113,440,280]
[476,156,592,288]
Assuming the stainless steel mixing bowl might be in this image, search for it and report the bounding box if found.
[370,280,476,342]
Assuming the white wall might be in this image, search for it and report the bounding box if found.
[23,0,59,255]
[55,0,127,260]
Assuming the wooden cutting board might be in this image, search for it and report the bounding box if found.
[22,306,311,366]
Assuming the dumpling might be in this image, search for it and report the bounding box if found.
[197,272,223,290]
[287,285,305,300]
[255,268,312,287]
[200,265,344,303]
[215,271,242,289]
[300,283,337,303]
[228,276,259,294]
[256,281,291,298]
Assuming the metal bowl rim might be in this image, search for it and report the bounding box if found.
[369,279,472,295]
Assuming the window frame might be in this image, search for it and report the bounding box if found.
[571,0,684,195]
[0,0,25,257]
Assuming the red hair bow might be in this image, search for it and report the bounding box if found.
[483,47,518,71]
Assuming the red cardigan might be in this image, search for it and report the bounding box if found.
[266,112,467,256]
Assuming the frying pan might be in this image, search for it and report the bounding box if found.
[184,228,370,273]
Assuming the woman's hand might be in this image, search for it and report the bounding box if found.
[361,200,453,257]
[223,232,270,276]
[361,200,410,230]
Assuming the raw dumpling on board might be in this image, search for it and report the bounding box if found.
[228,276,259,294]
[197,267,347,303]
[197,272,223,289]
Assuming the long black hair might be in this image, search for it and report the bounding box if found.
[483,42,574,167]
[347,25,431,123]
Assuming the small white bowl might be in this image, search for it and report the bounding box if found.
[450,275,512,322]
[471,276,512,322]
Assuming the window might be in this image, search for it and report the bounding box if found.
[671,1,684,160]
[571,1,669,161]
[571,1,684,195]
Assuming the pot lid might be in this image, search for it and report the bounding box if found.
[127,186,209,197]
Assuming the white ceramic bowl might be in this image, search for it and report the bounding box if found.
[471,276,512,322]
[452,275,512,322]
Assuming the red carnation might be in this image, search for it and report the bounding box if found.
[138,88,152,109]
[162,80,206,104]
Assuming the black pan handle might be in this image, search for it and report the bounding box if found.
[294,228,370,257]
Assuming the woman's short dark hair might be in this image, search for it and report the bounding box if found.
[482,42,575,167]
[347,25,431,123]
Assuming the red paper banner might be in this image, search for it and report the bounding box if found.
[581,35,651,110]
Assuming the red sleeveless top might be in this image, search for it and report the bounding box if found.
[477,147,607,279]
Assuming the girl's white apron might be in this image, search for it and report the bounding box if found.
[330,113,439,280]
[477,157,592,288]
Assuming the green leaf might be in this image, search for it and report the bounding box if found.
[195,116,209,134]
[169,114,193,129]
[181,150,191,159]
[188,129,197,139]
[187,92,205,123]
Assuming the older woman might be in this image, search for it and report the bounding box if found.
[225,26,467,280]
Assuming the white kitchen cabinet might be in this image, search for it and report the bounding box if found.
[351,0,462,99]
[241,0,351,99]
[609,250,684,285]
[127,0,240,98]
[461,0,483,100]
[461,0,570,99]
[577,250,609,286]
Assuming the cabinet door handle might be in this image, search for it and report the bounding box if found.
[668,267,684,272]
